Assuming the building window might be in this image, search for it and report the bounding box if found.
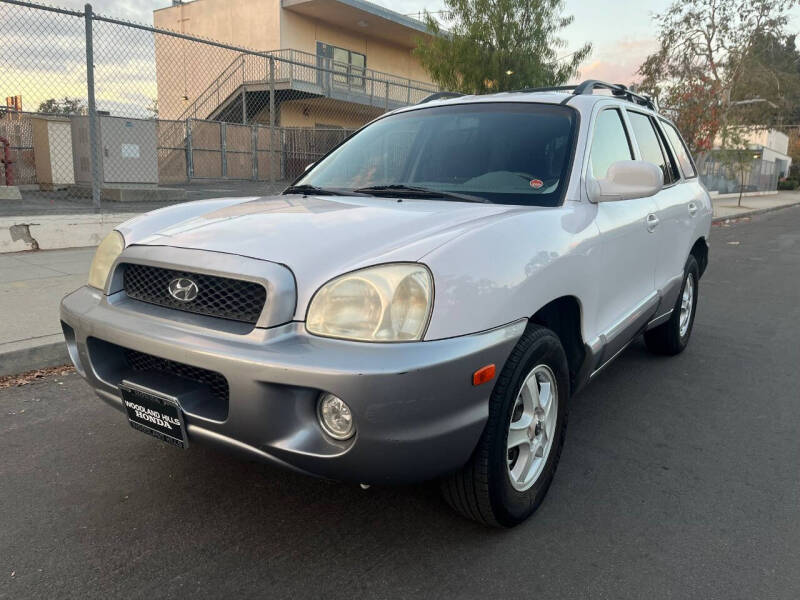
[316,42,366,89]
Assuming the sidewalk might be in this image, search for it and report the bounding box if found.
[0,247,94,376]
[2,192,799,376]
[711,190,800,221]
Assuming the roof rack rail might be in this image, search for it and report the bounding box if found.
[516,85,577,94]
[418,92,465,104]
[510,80,657,111]
[572,80,656,110]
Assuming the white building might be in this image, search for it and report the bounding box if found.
[742,129,792,179]
[700,128,792,193]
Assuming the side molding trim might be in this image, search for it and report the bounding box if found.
[645,309,673,330]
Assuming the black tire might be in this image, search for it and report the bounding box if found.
[441,324,570,527]
[644,254,700,356]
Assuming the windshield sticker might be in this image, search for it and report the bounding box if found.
[529,179,544,189]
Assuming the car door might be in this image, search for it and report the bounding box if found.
[589,106,660,366]
[658,119,707,306]
[626,110,691,314]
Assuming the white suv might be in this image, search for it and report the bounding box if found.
[61,80,711,527]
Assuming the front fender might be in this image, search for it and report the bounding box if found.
[421,202,602,341]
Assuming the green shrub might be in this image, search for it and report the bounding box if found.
[778,179,799,191]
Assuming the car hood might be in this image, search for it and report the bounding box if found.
[126,194,524,315]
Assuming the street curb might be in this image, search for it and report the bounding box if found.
[0,338,69,378]
[712,201,800,224]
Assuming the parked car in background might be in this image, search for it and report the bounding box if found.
[61,80,711,527]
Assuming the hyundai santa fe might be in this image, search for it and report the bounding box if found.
[61,80,711,526]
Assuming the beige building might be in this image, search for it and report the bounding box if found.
[153,0,438,127]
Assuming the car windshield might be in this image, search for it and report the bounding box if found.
[293,102,577,206]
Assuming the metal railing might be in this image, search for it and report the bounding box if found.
[177,49,438,123]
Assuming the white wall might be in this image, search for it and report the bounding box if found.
[747,129,789,155]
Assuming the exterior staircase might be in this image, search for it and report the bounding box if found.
[155,49,438,184]
[174,49,439,124]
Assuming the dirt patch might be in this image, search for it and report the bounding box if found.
[713,216,752,227]
[0,365,74,390]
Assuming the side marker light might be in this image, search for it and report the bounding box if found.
[472,364,496,386]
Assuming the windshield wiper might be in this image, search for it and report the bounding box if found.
[352,184,490,203]
[283,184,349,196]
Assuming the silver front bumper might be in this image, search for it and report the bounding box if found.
[61,285,525,484]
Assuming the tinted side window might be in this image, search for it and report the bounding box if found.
[661,121,697,178]
[653,121,681,183]
[628,112,679,185]
[590,109,633,178]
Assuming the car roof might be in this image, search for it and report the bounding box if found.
[402,80,660,118]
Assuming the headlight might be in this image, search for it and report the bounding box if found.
[88,230,124,290]
[306,263,433,342]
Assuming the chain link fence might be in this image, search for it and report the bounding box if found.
[696,152,780,194]
[0,0,438,212]
[4,0,796,214]
[695,127,799,194]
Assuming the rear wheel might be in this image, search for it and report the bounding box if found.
[645,255,699,356]
[441,324,569,527]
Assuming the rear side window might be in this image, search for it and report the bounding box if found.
[661,121,697,178]
[590,109,633,178]
[628,111,680,185]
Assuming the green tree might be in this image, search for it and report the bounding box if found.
[736,33,800,127]
[413,0,591,94]
[37,97,85,115]
[715,138,757,206]
[638,0,797,154]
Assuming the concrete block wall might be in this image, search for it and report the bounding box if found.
[0,213,137,253]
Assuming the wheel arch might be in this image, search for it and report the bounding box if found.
[690,237,709,278]
[530,295,586,393]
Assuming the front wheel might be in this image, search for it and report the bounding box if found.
[441,324,569,527]
[645,254,700,355]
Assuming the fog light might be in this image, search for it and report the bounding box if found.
[317,393,355,440]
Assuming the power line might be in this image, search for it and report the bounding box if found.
[556,50,581,62]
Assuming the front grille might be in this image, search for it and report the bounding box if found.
[124,349,229,404]
[123,263,266,324]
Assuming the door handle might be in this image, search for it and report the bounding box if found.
[688,202,698,216]
[646,213,660,232]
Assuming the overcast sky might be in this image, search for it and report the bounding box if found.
[52,0,798,85]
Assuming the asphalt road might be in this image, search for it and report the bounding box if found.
[2,207,800,599]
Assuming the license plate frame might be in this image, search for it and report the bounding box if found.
[120,380,189,449]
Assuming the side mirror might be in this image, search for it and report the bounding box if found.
[588,160,663,203]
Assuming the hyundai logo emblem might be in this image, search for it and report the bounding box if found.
[168,277,199,302]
